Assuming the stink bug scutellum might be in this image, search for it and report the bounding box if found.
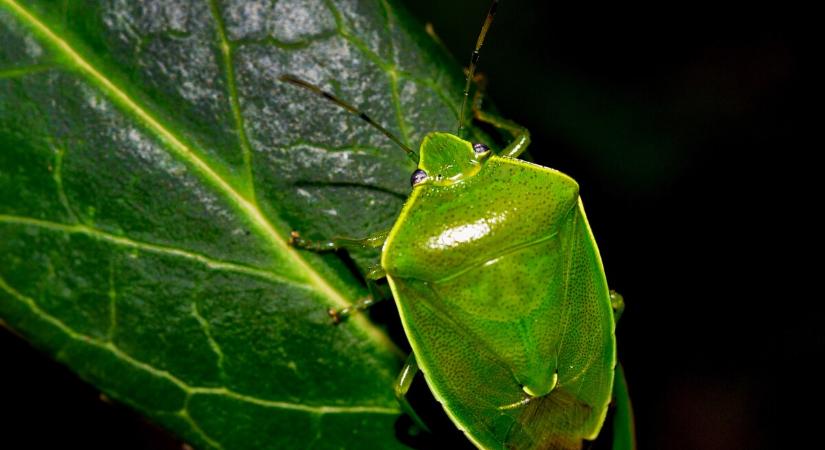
[281,1,634,449]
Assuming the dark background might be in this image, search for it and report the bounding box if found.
[2,1,814,449]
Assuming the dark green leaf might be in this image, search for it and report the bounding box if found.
[0,0,476,448]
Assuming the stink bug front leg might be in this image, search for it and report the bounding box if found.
[470,73,531,158]
[473,109,531,158]
[288,229,389,251]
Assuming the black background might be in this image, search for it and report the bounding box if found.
[2,1,815,449]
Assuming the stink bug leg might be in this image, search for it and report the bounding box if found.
[278,76,412,323]
[610,290,626,322]
[288,230,389,252]
[470,73,531,158]
[288,230,391,323]
[611,364,637,450]
[608,291,637,450]
[288,230,391,322]
[394,354,430,433]
[326,266,387,324]
[473,105,531,159]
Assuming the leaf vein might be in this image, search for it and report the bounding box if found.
[228,32,338,50]
[0,62,55,79]
[324,0,410,148]
[0,276,400,416]
[177,406,225,449]
[49,141,82,223]
[107,259,117,341]
[380,1,413,148]
[322,0,464,147]
[0,0,401,358]
[0,214,310,289]
[188,387,400,415]
[190,301,227,381]
[206,0,257,202]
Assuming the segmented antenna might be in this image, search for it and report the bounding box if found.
[279,75,418,162]
[457,0,499,137]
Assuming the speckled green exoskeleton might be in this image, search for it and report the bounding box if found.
[282,1,633,449]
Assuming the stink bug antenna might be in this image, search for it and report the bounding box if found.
[457,0,499,137]
[279,75,418,163]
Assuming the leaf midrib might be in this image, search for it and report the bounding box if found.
[0,214,311,288]
[0,0,400,357]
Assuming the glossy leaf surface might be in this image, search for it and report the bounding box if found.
[0,0,477,448]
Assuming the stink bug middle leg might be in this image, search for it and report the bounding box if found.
[288,230,391,323]
[325,265,389,324]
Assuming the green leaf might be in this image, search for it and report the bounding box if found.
[0,0,474,448]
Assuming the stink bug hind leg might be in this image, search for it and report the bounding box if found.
[394,354,431,434]
[610,363,637,450]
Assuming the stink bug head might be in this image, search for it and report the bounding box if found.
[413,132,491,186]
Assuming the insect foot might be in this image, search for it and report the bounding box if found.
[288,230,327,251]
[327,296,378,325]
[327,307,344,325]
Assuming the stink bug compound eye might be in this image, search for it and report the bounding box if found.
[410,169,428,187]
[281,1,634,449]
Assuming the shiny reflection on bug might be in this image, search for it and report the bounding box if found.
[426,214,506,250]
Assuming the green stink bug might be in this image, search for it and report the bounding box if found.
[282,1,632,448]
